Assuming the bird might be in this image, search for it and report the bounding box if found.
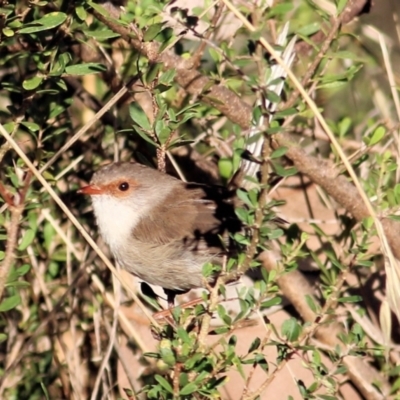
[79,162,243,306]
[79,26,296,307]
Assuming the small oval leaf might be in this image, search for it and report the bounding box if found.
[18,229,36,251]
[22,76,43,90]
[0,295,21,312]
[65,63,107,75]
[19,12,67,34]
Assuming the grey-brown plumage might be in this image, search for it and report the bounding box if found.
[81,162,242,303]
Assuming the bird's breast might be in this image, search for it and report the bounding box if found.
[91,195,141,252]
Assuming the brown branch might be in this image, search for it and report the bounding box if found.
[0,182,13,207]
[0,202,23,301]
[0,170,32,300]
[90,9,253,129]
[285,16,343,109]
[294,0,372,55]
[342,0,373,24]
[190,2,226,68]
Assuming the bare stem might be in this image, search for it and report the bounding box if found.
[0,203,23,300]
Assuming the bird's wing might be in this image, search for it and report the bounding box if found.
[131,182,241,254]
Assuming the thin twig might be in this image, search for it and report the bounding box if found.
[90,276,120,400]
[0,170,32,300]
[0,203,23,300]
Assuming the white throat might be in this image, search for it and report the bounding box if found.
[91,195,141,252]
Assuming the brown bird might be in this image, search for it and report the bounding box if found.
[79,162,243,306]
[79,28,295,307]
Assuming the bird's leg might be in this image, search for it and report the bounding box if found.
[165,289,176,309]
[152,289,176,322]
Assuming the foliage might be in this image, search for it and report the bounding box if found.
[0,0,399,399]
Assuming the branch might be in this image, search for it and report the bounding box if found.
[294,0,372,54]
[0,203,23,300]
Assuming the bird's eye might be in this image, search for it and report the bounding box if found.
[118,182,129,191]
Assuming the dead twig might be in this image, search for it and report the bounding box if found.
[0,171,32,300]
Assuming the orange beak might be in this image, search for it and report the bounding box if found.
[78,184,104,195]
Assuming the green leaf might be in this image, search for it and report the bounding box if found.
[159,339,176,367]
[18,229,36,251]
[273,163,297,177]
[159,69,176,86]
[50,53,71,76]
[171,306,181,323]
[19,12,67,34]
[236,189,252,207]
[156,27,174,49]
[267,2,294,17]
[202,262,219,278]
[180,383,198,396]
[22,76,43,90]
[0,295,21,312]
[154,120,171,144]
[217,304,231,325]
[260,296,281,309]
[134,128,158,146]
[144,23,165,41]
[143,352,161,360]
[266,90,281,103]
[337,295,362,303]
[317,81,347,89]
[387,214,400,222]
[17,264,31,277]
[0,333,7,343]
[21,121,40,132]
[270,147,288,159]
[87,1,107,16]
[329,50,366,62]
[75,6,87,21]
[254,353,268,372]
[43,222,56,251]
[281,317,301,341]
[175,103,200,117]
[305,295,320,313]
[2,27,14,37]
[154,375,173,393]
[336,0,348,14]
[65,63,107,75]
[218,158,233,180]
[84,29,120,40]
[2,122,15,133]
[5,281,30,289]
[368,126,385,146]
[145,63,162,85]
[129,104,152,130]
[296,22,321,37]
[267,228,284,240]
[362,216,374,229]
[248,337,261,353]
[209,47,222,63]
[337,116,351,137]
[274,107,298,118]
[40,382,50,400]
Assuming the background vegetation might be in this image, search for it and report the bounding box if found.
[0,0,399,399]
